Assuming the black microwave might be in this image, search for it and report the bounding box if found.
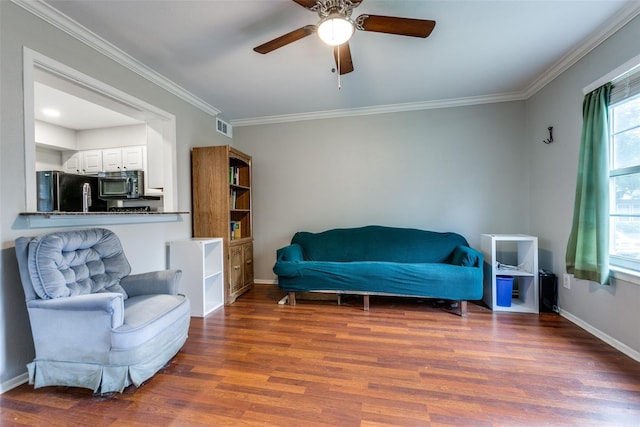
[98,170,143,199]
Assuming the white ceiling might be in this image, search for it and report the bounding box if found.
[39,0,640,124]
[35,82,143,130]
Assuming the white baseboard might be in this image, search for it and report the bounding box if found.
[254,279,278,285]
[0,372,28,394]
[559,308,640,363]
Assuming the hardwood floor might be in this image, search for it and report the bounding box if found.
[2,284,640,426]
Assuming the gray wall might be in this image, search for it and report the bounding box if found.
[527,15,640,353]
[0,2,228,387]
[3,0,640,391]
[234,102,530,282]
[235,14,640,358]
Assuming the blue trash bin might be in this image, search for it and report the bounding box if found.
[496,276,514,307]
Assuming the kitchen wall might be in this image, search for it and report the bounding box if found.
[0,1,228,390]
[526,14,640,356]
[35,120,76,150]
[35,145,63,171]
[76,124,146,150]
[234,101,530,284]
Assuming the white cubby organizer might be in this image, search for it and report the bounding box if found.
[169,238,224,317]
[481,234,539,313]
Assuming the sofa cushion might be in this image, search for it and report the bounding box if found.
[292,225,469,263]
[27,228,131,300]
[111,294,189,355]
[278,261,484,301]
[451,245,481,267]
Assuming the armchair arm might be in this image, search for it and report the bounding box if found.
[26,293,125,361]
[27,293,124,329]
[276,244,304,262]
[120,269,182,297]
[450,245,484,268]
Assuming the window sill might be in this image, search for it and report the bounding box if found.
[610,266,640,286]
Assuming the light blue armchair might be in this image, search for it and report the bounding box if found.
[14,228,191,393]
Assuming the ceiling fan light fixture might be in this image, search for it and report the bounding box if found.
[317,14,354,46]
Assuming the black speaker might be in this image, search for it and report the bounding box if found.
[539,271,558,313]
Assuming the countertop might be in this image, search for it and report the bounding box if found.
[18,211,189,228]
[21,211,188,216]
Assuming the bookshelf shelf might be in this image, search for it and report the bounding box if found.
[481,234,539,313]
[169,238,224,317]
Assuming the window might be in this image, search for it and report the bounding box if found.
[609,69,640,271]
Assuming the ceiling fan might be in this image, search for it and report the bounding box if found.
[253,0,436,75]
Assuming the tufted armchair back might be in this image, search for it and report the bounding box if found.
[16,228,131,302]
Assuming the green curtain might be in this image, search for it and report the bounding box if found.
[566,83,612,285]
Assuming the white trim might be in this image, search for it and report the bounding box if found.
[230,1,640,127]
[0,372,28,394]
[583,52,640,94]
[13,0,640,126]
[23,47,179,212]
[12,0,220,117]
[559,308,640,363]
[610,265,640,286]
[23,49,37,212]
[232,92,525,127]
[530,1,640,98]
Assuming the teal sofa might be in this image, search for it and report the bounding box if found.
[273,226,483,316]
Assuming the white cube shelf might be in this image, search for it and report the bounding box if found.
[481,234,539,313]
[170,238,224,317]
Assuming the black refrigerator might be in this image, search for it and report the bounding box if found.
[36,171,107,212]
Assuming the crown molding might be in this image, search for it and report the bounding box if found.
[14,0,640,127]
[12,0,221,117]
[523,0,640,98]
[234,1,640,127]
[231,92,526,127]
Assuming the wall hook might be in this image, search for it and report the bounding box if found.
[543,126,554,144]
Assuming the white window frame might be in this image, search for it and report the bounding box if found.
[585,53,640,284]
[608,95,640,272]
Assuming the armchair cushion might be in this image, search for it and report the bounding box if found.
[27,228,131,300]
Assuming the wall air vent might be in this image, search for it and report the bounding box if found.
[216,117,232,138]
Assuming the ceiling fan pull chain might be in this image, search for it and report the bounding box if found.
[337,43,342,90]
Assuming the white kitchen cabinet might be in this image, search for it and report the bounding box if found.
[62,151,82,173]
[122,146,144,170]
[102,146,144,172]
[102,148,122,172]
[62,150,102,174]
[82,150,103,173]
[169,238,224,317]
[146,120,164,190]
[63,146,145,174]
[481,234,539,313]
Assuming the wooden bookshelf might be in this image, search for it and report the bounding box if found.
[192,145,253,304]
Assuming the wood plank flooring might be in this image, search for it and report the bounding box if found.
[2,284,640,426]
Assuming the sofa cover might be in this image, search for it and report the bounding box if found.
[14,228,191,393]
[273,225,483,314]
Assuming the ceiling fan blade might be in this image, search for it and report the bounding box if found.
[333,42,354,75]
[254,25,316,54]
[358,15,436,38]
[292,0,318,9]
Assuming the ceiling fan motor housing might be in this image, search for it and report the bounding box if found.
[312,0,360,19]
